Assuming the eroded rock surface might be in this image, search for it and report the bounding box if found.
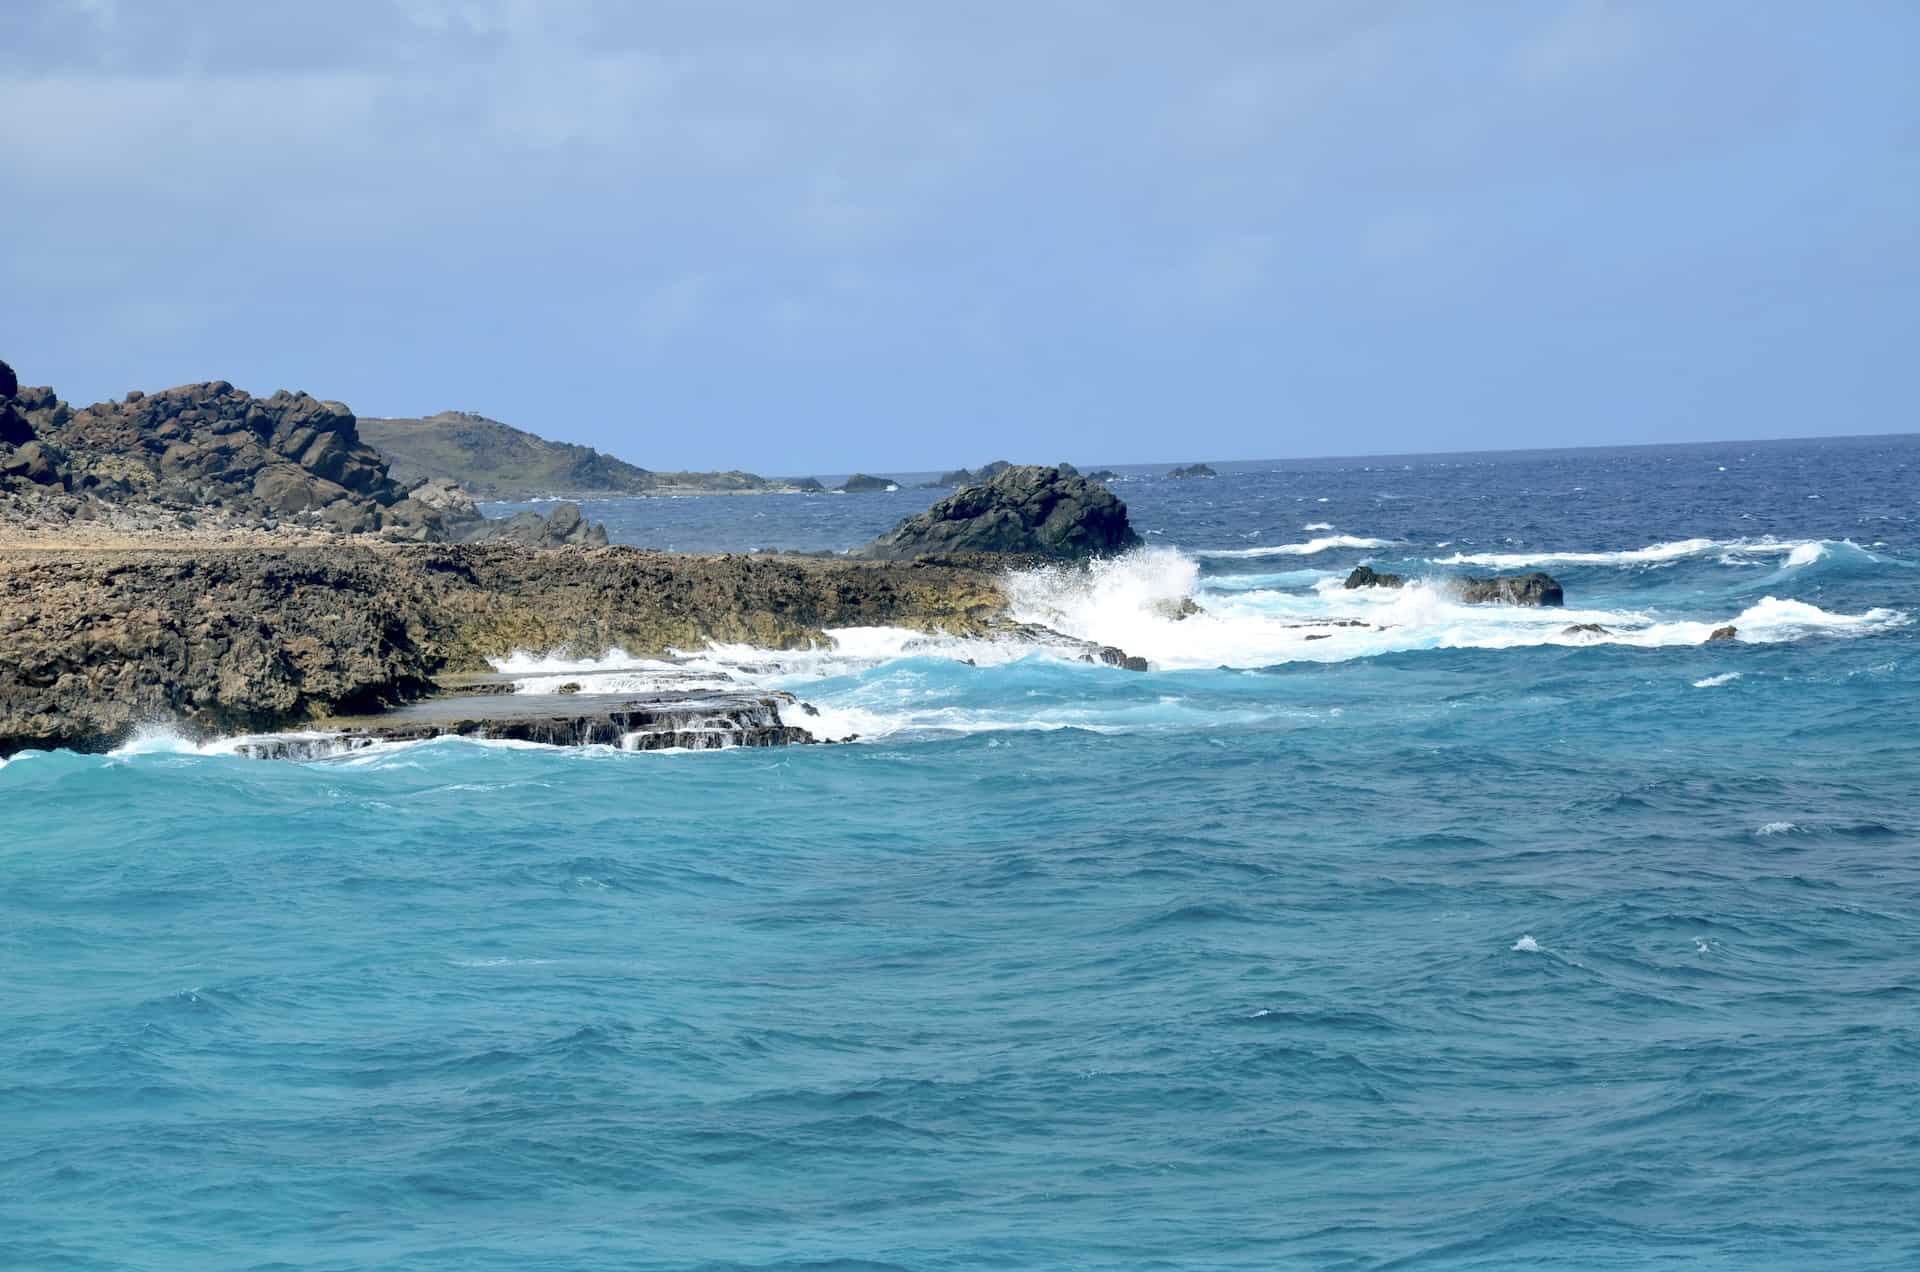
[0,544,1006,754]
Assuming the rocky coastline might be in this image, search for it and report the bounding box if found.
[0,541,1016,756]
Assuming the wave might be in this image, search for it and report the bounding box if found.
[1194,535,1395,559]
[1000,549,1906,672]
[1693,672,1743,689]
[1427,537,1876,570]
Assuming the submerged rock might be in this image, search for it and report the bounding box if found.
[855,464,1141,561]
[1344,565,1564,607]
[1706,625,1738,642]
[1563,623,1612,636]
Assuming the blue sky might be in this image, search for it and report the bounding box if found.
[2,1,1915,473]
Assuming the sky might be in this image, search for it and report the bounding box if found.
[2,1,1915,474]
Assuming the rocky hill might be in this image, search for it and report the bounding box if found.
[358,410,810,498]
[0,359,602,546]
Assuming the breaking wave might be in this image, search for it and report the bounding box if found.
[1195,535,1395,559]
[1426,537,1878,570]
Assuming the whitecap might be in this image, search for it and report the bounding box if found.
[1195,535,1394,559]
[1692,672,1742,688]
[1302,521,1334,531]
[1755,821,1799,836]
[1512,935,1541,953]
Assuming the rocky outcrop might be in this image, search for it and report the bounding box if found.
[232,691,814,757]
[1563,623,1612,636]
[1706,625,1737,642]
[1344,565,1565,607]
[1344,565,1405,590]
[1456,573,1564,606]
[0,363,610,545]
[855,465,1142,561]
[1086,469,1118,481]
[839,473,898,493]
[1167,463,1218,479]
[0,544,1007,754]
[457,501,609,548]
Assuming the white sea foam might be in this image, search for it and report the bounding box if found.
[1755,821,1800,836]
[1302,521,1334,531]
[1427,537,1865,569]
[999,549,1906,672]
[1512,935,1541,952]
[1693,672,1743,688]
[1194,535,1394,559]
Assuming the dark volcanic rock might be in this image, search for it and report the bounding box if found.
[1086,469,1118,481]
[1563,623,1612,636]
[1457,572,1564,607]
[1167,463,1218,479]
[855,464,1142,561]
[1343,565,1406,590]
[1706,625,1738,642]
[1345,565,1563,606]
[838,473,898,493]
[0,359,17,400]
[231,691,814,757]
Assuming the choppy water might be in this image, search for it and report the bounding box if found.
[6,435,1920,1269]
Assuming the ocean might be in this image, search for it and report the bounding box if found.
[4,435,1918,1269]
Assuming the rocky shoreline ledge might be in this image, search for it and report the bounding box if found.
[0,543,1011,756]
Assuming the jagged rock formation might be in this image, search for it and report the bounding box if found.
[838,473,899,493]
[0,362,606,545]
[855,465,1141,561]
[1167,463,1218,478]
[921,460,1015,489]
[359,410,807,498]
[1344,565,1565,607]
[0,544,1006,754]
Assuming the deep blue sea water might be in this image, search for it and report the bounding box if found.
[5,436,1919,1269]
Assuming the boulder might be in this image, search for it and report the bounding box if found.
[457,501,609,548]
[0,439,69,488]
[855,464,1141,561]
[1706,625,1737,642]
[1168,463,1218,479]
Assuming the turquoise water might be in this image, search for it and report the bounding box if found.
[5,436,1919,1269]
